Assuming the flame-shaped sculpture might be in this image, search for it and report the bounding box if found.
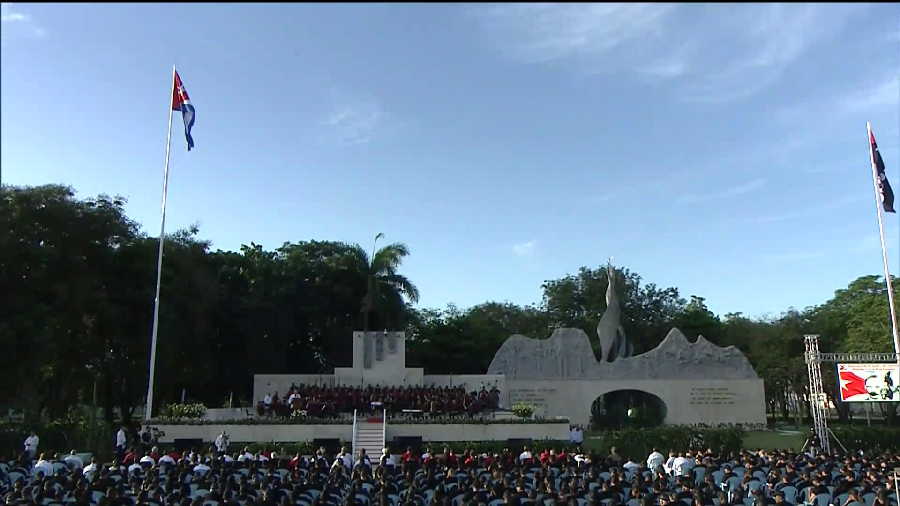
[596,264,632,362]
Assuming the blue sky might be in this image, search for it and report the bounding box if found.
[2,3,899,320]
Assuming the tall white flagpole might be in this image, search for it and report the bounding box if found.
[866,121,900,363]
[145,65,177,421]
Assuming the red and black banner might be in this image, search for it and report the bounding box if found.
[870,128,895,213]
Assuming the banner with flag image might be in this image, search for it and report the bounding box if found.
[172,70,195,151]
[869,127,895,213]
[837,363,900,402]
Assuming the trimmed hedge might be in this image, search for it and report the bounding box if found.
[586,426,745,459]
[831,426,900,452]
[146,417,569,426]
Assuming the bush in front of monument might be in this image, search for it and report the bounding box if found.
[161,402,207,419]
[512,402,535,419]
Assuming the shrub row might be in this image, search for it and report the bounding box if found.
[146,417,569,426]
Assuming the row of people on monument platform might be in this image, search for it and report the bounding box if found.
[257,383,502,417]
[7,438,898,506]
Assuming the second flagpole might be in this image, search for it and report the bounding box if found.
[145,65,177,421]
[866,121,900,364]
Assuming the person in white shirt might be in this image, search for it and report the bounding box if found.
[193,460,211,475]
[140,454,156,467]
[159,454,176,466]
[663,452,677,475]
[257,452,269,463]
[263,393,273,415]
[672,453,688,477]
[623,459,641,474]
[23,432,39,462]
[221,453,234,463]
[647,448,665,473]
[82,458,98,477]
[338,447,352,470]
[215,431,229,454]
[518,446,533,463]
[64,450,84,471]
[128,461,143,476]
[33,454,53,477]
[571,426,584,445]
[115,427,127,457]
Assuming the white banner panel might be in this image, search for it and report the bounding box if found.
[837,363,900,402]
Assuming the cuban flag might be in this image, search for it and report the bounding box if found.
[172,70,195,151]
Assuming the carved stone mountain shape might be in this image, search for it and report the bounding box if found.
[487,327,759,380]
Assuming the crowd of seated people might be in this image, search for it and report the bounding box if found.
[3,439,899,506]
[256,385,502,418]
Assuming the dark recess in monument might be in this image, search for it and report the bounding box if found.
[591,390,667,429]
[174,438,204,452]
[313,438,342,455]
[393,436,423,453]
[507,438,533,449]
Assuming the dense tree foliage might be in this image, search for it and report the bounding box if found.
[2,184,897,424]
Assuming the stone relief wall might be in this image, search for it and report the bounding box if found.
[488,327,759,380]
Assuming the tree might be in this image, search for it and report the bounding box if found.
[353,234,419,331]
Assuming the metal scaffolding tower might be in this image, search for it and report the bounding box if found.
[804,335,831,453]
[803,334,899,455]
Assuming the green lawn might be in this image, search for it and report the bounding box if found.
[742,430,806,451]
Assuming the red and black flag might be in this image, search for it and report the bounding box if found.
[870,127,895,213]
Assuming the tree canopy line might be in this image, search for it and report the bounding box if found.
[2,184,898,426]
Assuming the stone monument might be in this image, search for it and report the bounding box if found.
[487,265,766,427]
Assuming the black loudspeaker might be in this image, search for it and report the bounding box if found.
[174,438,204,452]
[312,438,341,455]
[393,436,423,454]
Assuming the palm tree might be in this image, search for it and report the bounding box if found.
[354,233,420,331]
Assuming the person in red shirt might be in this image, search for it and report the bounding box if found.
[122,448,137,466]
[401,447,418,465]
[539,449,552,466]
[556,449,568,466]
[440,447,458,467]
[288,452,302,470]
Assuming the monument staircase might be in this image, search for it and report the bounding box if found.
[352,408,386,464]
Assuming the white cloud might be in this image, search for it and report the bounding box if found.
[471,4,862,103]
[678,178,767,204]
[1,3,46,38]
[512,240,536,257]
[838,77,899,114]
[749,193,866,224]
[322,95,382,146]
[638,59,687,79]
[474,3,674,64]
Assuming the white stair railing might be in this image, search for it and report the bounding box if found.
[352,409,358,457]
[381,407,387,456]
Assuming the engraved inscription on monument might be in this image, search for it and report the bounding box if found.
[688,387,736,406]
[509,387,558,414]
